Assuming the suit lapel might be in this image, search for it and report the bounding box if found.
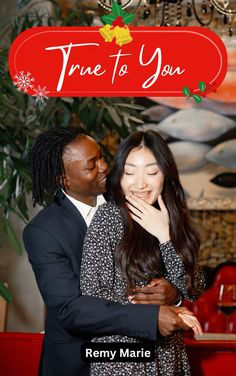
[57,192,87,235]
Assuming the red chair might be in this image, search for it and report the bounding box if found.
[229,312,236,334]
[213,265,236,287]
[203,312,226,333]
[184,263,236,333]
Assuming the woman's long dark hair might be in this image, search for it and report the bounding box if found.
[106,130,200,293]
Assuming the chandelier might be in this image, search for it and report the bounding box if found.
[97,0,236,36]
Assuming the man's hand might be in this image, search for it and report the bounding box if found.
[128,278,179,305]
[158,306,193,336]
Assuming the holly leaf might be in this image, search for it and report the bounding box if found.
[193,94,202,104]
[123,13,135,25]
[101,14,117,25]
[112,1,124,17]
[198,81,206,92]
[182,86,191,97]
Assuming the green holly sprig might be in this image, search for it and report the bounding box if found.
[101,1,135,25]
[182,81,206,104]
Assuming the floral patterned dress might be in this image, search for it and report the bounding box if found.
[80,201,205,376]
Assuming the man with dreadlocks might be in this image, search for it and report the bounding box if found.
[23,126,189,376]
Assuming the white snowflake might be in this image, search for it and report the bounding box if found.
[32,85,50,104]
[13,71,35,93]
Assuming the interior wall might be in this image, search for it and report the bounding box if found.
[0,0,17,25]
[191,210,236,268]
[0,206,45,332]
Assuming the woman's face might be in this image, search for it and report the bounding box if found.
[120,146,165,205]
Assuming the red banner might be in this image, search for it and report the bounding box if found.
[8,26,227,97]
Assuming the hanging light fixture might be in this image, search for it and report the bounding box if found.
[97,0,236,36]
[98,0,135,10]
[210,0,236,35]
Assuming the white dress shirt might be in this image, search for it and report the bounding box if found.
[62,190,106,226]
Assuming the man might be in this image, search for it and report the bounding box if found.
[23,126,189,376]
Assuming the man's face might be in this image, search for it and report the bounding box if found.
[63,135,108,205]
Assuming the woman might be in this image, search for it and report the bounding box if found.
[80,131,204,375]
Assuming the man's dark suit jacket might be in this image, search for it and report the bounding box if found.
[23,193,158,376]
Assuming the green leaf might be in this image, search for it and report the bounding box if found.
[106,105,122,127]
[122,13,135,25]
[0,281,12,303]
[0,217,4,247]
[79,97,92,112]
[0,152,7,162]
[112,1,123,17]
[198,81,206,92]
[116,103,145,110]
[126,115,144,124]
[88,103,98,131]
[61,97,74,104]
[0,195,6,207]
[95,107,105,129]
[182,87,191,97]
[16,192,29,222]
[11,157,30,176]
[101,14,116,25]
[192,94,202,104]
[3,218,23,255]
[17,0,31,10]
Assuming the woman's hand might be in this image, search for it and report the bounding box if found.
[125,194,170,243]
[178,312,203,336]
[159,306,203,336]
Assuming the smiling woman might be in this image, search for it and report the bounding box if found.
[120,146,164,205]
[80,130,205,376]
[105,130,202,292]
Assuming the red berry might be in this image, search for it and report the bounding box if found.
[112,16,124,27]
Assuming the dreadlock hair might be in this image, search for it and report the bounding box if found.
[29,126,85,207]
[106,130,201,295]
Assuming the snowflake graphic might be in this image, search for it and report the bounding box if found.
[32,85,50,104]
[13,71,35,93]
